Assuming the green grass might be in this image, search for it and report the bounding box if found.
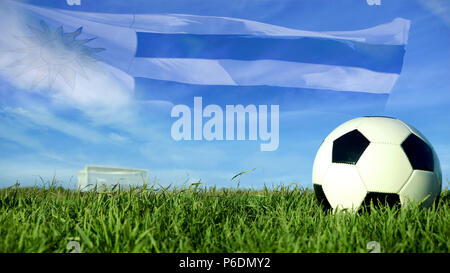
[0,182,448,253]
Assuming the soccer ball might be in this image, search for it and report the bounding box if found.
[312,116,442,212]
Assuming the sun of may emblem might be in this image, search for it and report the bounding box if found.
[9,20,104,90]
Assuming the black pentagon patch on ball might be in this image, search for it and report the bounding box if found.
[332,129,370,164]
[401,134,434,172]
[359,192,401,213]
[313,184,332,211]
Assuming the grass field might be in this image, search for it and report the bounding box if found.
[0,181,448,253]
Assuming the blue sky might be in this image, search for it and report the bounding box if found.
[0,0,449,189]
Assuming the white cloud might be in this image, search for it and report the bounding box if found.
[0,117,44,151]
[1,106,106,143]
[109,132,129,143]
[417,0,450,27]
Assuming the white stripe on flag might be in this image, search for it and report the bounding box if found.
[129,58,399,94]
[132,14,409,45]
[129,58,236,86]
[42,5,410,45]
[12,0,408,95]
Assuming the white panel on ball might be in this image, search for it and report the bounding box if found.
[357,117,411,144]
[357,143,412,193]
[323,117,365,143]
[399,170,440,208]
[322,164,367,211]
[312,141,333,185]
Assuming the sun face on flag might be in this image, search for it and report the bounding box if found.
[9,20,105,90]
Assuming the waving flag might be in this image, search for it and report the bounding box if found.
[5,1,410,112]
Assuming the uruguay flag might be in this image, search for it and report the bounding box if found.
[6,1,410,112]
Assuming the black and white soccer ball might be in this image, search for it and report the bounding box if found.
[312,116,442,212]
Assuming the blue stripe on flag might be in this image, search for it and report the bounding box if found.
[134,77,389,113]
[135,33,405,73]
